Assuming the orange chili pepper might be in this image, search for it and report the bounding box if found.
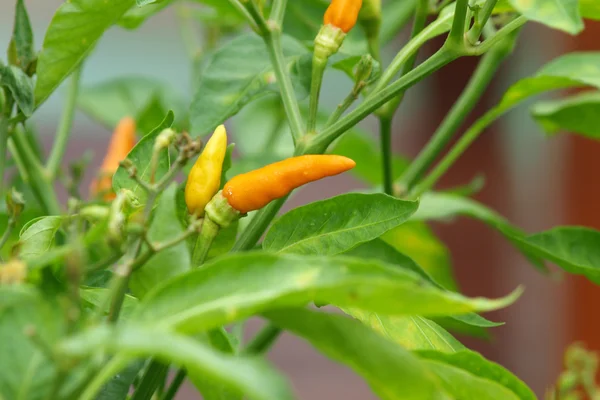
[90,116,137,201]
[222,155,356,214]
[324,0,363,33]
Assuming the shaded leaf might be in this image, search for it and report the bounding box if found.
[510,226,600,284]
[190,34,311,135]
[112,111,174,203]
[531,90,600,138]
[133,252,522,333]
[417,350,536,400]
[0,286,63,400]
[0,63,34,116]
[18,216,63,260]
[382,222,459,291]
[347,309,465,352]
[77,76,187,132]
[35,0,135,106]
[412,192,547,271]
[265,308,445,400]
[264,193,419,255]
[59,325,294,400]
[80,287,138,321]
[130,184,191,298]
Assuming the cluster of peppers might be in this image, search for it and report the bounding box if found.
[90,0,374,263]
[91,119,355,263]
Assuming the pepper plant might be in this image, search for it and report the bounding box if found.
[1,0,599,399]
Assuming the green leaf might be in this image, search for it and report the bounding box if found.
[331,131,409,186]
[130,184,191,298]
[531,90,600,138]
[133,252,521,333]
[412,192,547,271]
[18,216,63,260]
[8,0,35,71]
[119,0,173,29]
[96,361,144,400]
[345,238,499,337]
[382,222,459,291]
[347,309,465,352]
[77,76,187,132]
[59,325,294,400]
[265,308,446,400]
[581,0,600,20]
[263,193,419,255]
[34,0,135,106]
[190,33,311,135]
[508,0,583,34]
[80,287,138,321]
[0,286,62,400]
[0,63,34,116]
[477,52,600,139]
[416,350,536,400]
[508,226,600,284]
[344,238,434,282]
[112,111,174,203]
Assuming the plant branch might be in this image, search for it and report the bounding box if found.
[160,369,187,400]
[47,66,81,178]
[10,127,61,215]
[269,0,288,25]
[467,0,499,44]
[379,117,394,195]
[0,117,8,195]
[227,0,260,33]
[307,48,459,154]
[447,0,469,45]
[264,31,304,144]
[241,0,269,35]
[243,324,282,354]
[397,38,511,194]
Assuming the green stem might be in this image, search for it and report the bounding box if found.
[448,0,469,46]
[161,369,187,400]
[131,362,170,400]
[270,0,287,24]
[0,116,8,195]
[192,218,219,267]
[231,195,288,252]
[243,324,282,354]
[79,357,131,400]
[325,90,359,128]
[397,41,509,194]
[226,0,260,33]
[470,16,526,55]
[10,128,61,215]
[307,48,459,154]
[307,58,326,133]
[379,117,394,195]
[264,32,304,144]
[47,66,81,178]
[467,0,499,44]
[0,217,15,256]
[410,103,503,197]
[242,0,269,35]
[372,10,449,93]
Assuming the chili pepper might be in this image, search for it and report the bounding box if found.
[222,155,356,214]
[185,125,228,216]
[324,0,363,33]
[90,116,137,201]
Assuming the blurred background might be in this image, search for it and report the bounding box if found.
[1,1,599,398]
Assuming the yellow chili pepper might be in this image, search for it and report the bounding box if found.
[90,116,137,201]
[324,0,363,33]
[222,155,356,214]
[185,125,228,216]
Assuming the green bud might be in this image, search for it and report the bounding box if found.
[6,188,25,220]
